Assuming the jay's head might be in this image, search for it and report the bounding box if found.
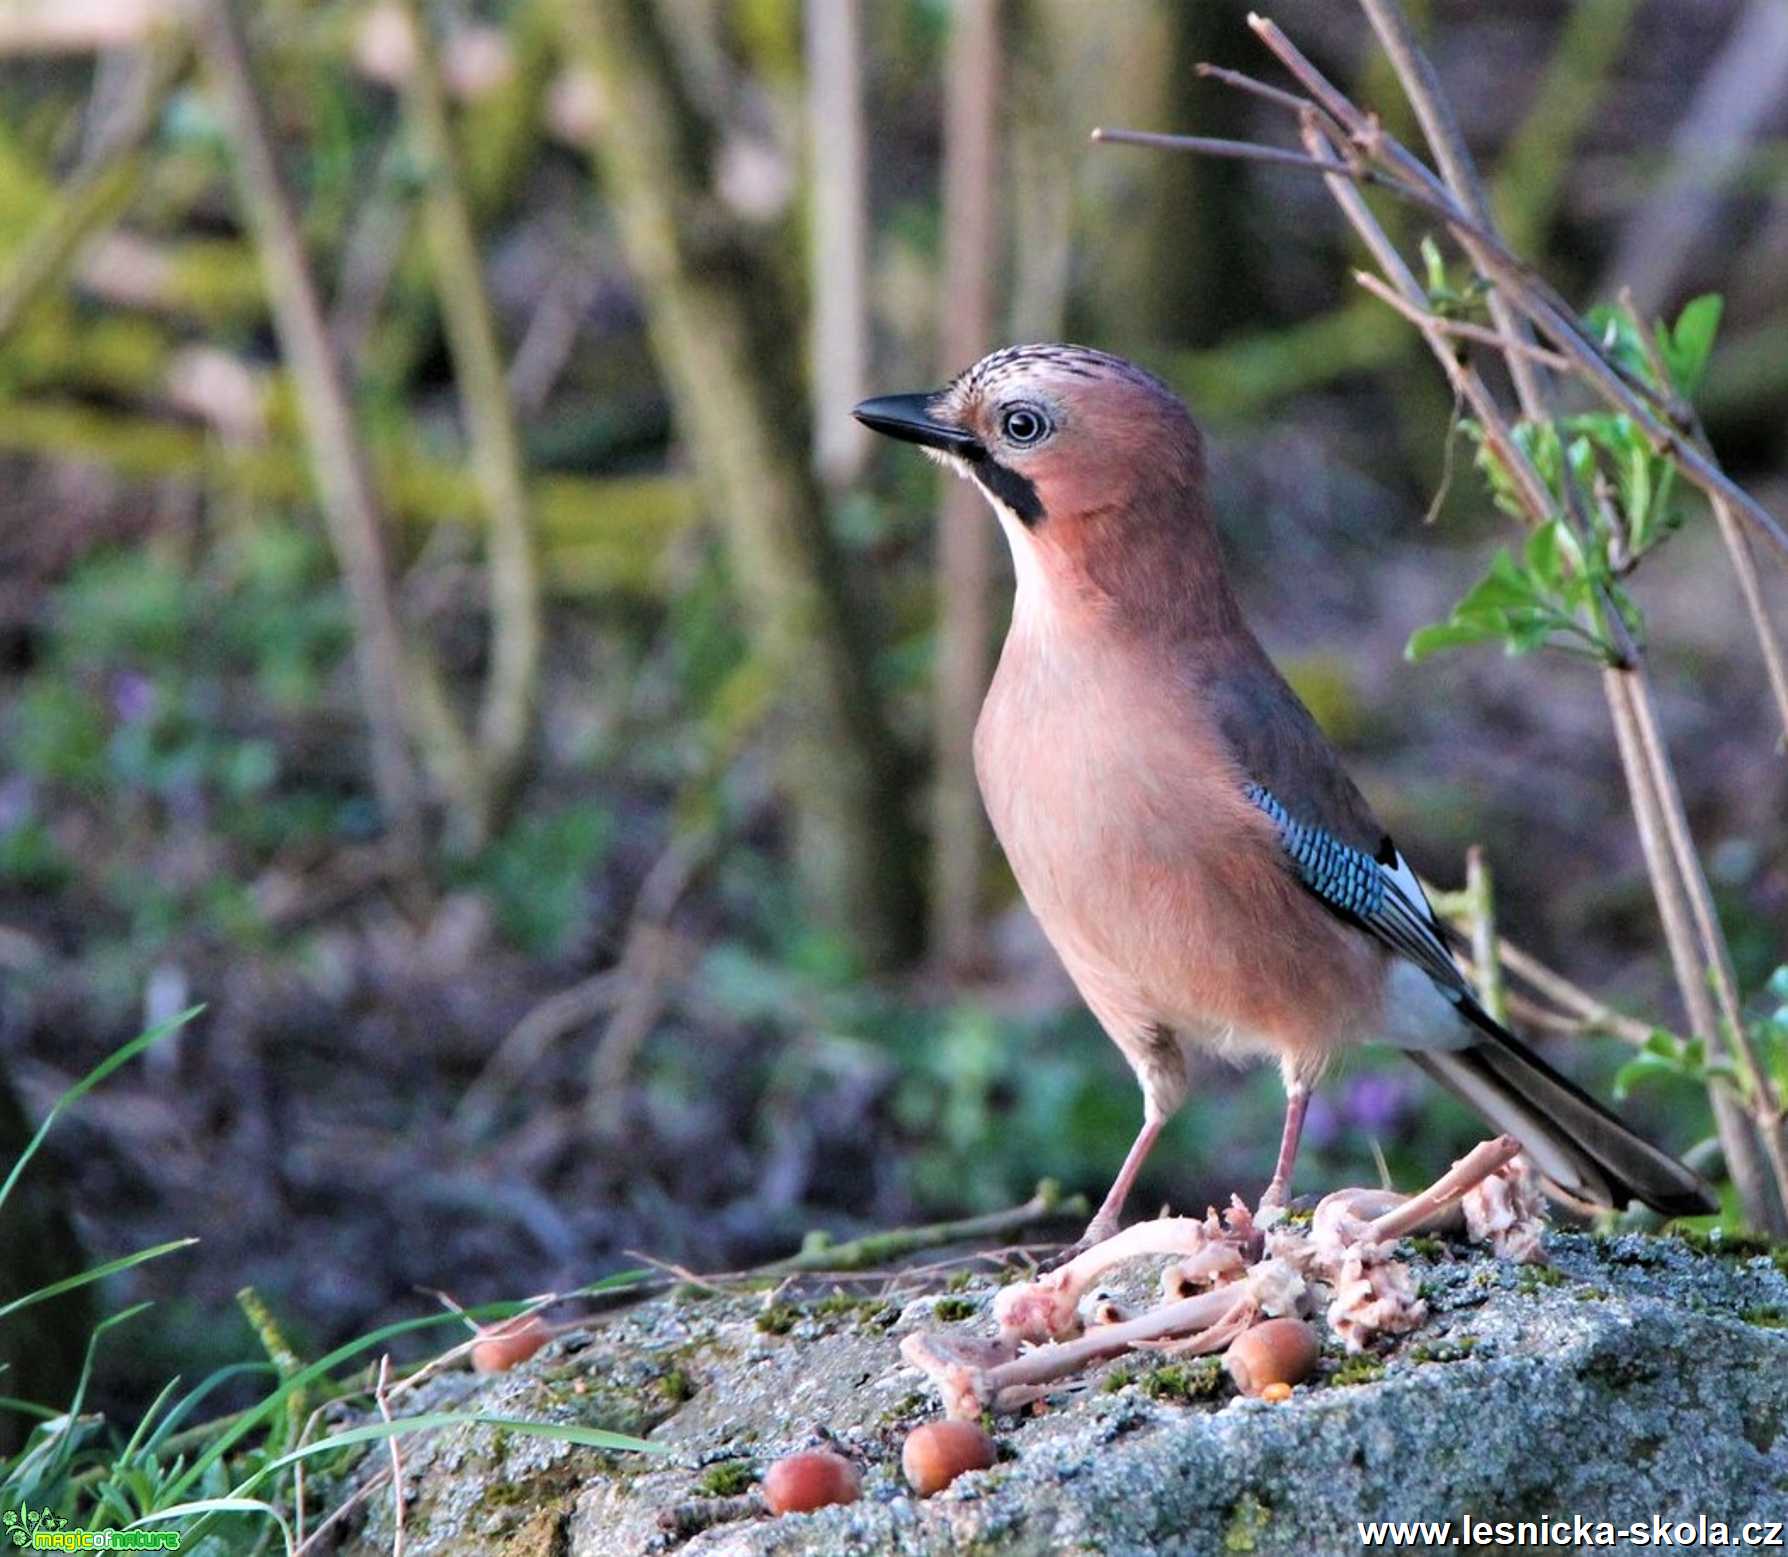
[854,344,1216,621]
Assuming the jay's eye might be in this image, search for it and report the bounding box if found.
[999,405,1050,447]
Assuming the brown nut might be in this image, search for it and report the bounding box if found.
[901,1420,996,1497]
[762,1450,862,1515]
[1223,1316,1319,1397]
[471,1314,551,1373]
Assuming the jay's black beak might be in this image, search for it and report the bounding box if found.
[852,393,984,457]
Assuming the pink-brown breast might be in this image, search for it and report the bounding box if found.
[974,607,1386,1106]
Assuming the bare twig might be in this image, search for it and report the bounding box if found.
[1355,0,1548,414]
[1462,848,1506,1026]
[1708,491,1788,749]
[374,1355,405,1557]
[753,1180,1085,1278]
[588,830,710,1136]
[1110,49,1788,565]
[453,972,624,1138]
[1351,270,1572,371]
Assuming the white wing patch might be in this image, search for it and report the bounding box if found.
[1379,844,1431,928]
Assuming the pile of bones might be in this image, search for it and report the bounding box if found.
[901,1134,1546,1417]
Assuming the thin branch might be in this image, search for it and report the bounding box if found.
[1352,269,1573,370]
[1495,944,1661,1050]
[588,828,710,1135]
[1709,491,1788,748]
[1294,117,1555,524]
[1606,664,1784,1231]
[752,1180,1086,1277]
[375,1354,405,1557]
[1192,60,1313,119]
[1625,669,1777,1115]
[1356,0,1549,414]
[1463,847,1507,1026]
[1121,58,1788,564]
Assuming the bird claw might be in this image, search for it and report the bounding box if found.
[1035,1217,1118,1274]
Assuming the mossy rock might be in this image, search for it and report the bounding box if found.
[328,1234,1788,1555]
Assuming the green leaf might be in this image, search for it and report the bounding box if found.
[1660,293,1723,397]
[1612,1054,1691,1100]
[1524,521,1563,592]
[1420,235,1450,300]
[1405,621,1501,662]
[1463,549,1543,610]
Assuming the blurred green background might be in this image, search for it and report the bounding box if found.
[1,0,1785,1421]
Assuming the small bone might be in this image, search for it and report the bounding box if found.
[995,1201,1256,1344]
[1362,1136,1521,1244]
[1160,1242,1247,1300]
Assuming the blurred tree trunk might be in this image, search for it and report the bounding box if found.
[930,0,1001,975]
[566,0,919,970]
[0,1070,90,1454]
[395,0,543,850]
[194,0,425,868]
[803,0,871,491]
[1007,1,1072,344]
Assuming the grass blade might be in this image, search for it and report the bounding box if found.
[0,1008,202,1218]
[0,1239,199,1321]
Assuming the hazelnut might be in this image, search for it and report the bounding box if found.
[902,1420,997,1497]
[762,1450,861,1515]
[1223,1316,1318,1396]
[471,1314,551,1373]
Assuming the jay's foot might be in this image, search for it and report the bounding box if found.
[1256,1176,1291,1218]
[1035,1213,1121,1273]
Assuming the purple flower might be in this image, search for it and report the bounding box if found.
[1341,1073,1410,1136]
[0,774,34,831]
[112,671,156,724]
[1299,1092,1341,1151]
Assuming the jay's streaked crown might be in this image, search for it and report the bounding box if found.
[854,343,1197,536]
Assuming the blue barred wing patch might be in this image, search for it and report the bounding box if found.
[1243,784,1384,920]
[1243,782,1466,997]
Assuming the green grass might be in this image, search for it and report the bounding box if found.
[1,1018,663,1555]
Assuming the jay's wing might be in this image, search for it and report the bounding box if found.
[1206,642,1717,1218]
[1207,645,1464,998]
[1240,782,1465,999]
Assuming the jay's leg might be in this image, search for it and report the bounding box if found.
[1259,1080,1311,1211]
[1078,1109,1165,1248]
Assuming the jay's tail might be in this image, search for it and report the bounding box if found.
[1405,1009,1716,1218]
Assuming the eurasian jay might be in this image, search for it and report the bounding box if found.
[855,343,1714,1247]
